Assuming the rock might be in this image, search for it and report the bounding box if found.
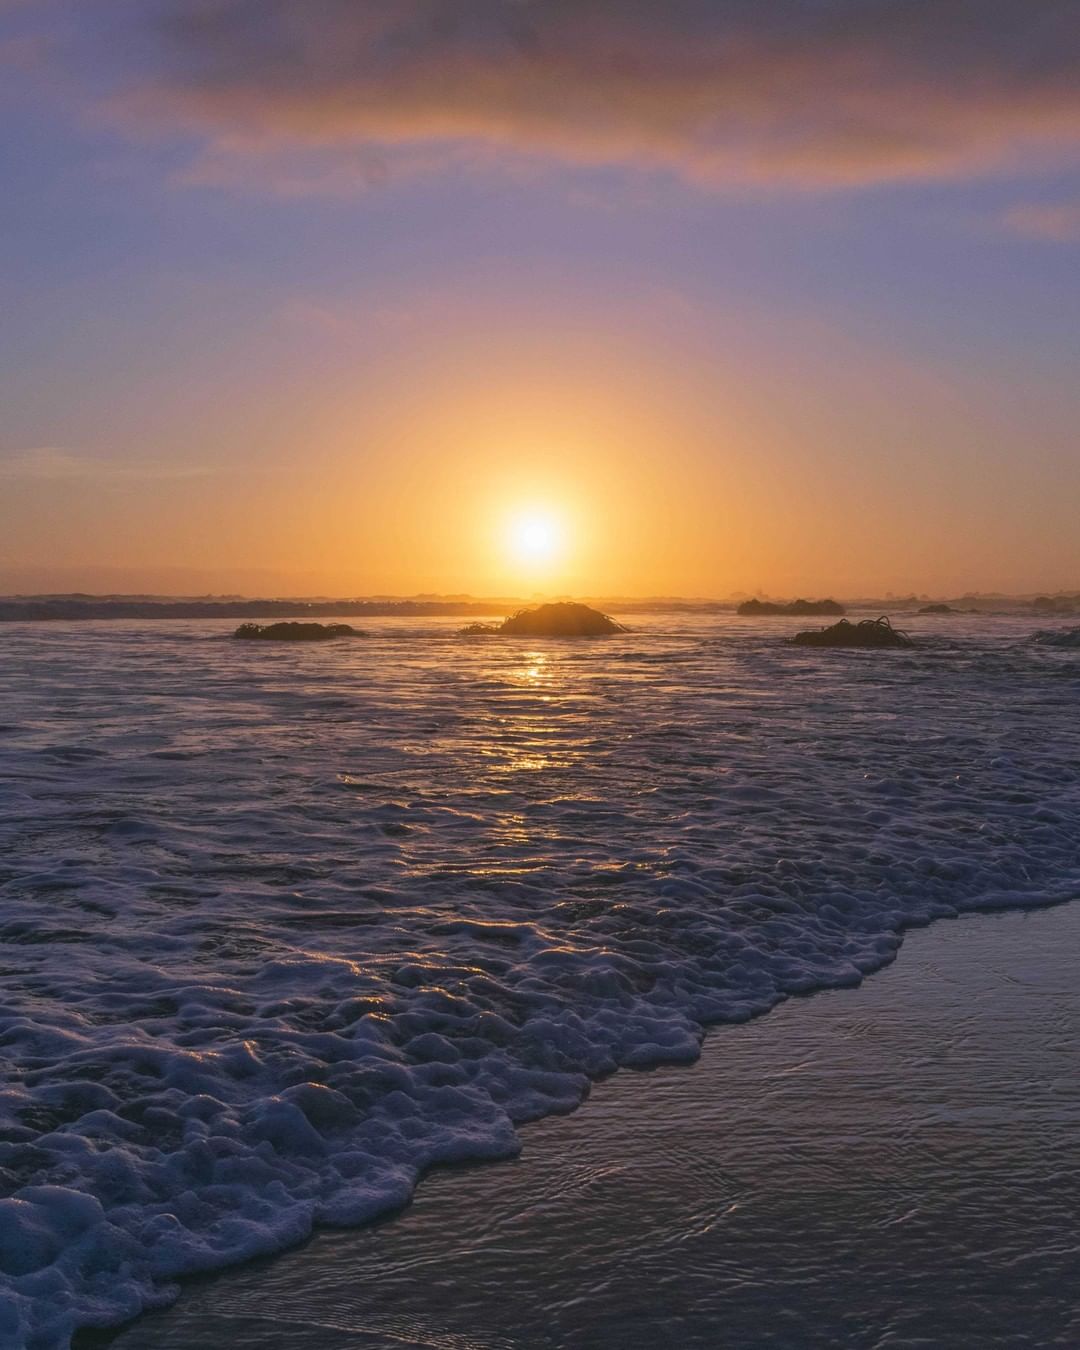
[738,598,845,616]
[1031,627,1080,648]
[919,603,956,614]
[791,617,913,649]
[463,602,626,637]
[233,622,365,641]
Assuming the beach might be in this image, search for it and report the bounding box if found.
[93,899,1080,1348]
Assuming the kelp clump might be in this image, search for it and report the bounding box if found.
[233,622,365,642]
[464,602,626,637]
[791,616,913,649]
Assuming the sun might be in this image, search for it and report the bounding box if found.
[506,510,563,567]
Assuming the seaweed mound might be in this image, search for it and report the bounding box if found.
[738,598,845,616]
[233,622,364,641]
[1031,627,1080,648]
[464,602,625,637]
[792,616,913,649]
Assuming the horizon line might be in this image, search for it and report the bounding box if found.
[3,589,1079,607]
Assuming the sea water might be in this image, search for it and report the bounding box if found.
[0,613,1077,1346]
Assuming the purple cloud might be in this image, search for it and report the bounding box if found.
[18,0,1080,191]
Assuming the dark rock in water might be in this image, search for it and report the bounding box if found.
[233,622,365,642]
[1031,627,1080,648]
[919,603,957,614]
[738,598,845,616]
[791,617,913,649]
[463,602,626,637]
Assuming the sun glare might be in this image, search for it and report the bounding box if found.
[507,510,562,567]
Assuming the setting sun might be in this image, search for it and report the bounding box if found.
[506,510,563,568]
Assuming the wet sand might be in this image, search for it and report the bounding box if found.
[92,900,1080,1349]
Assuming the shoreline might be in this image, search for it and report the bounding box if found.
[84,898,1080,1349]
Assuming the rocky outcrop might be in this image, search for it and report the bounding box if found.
[791,617,913,649]
[233,622,365,641]
[464,602,626,637]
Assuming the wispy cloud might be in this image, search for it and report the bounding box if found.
[1003,200,1080,242]
[93,0,1080,194]
[0,447,215,482]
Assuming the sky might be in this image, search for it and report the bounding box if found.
[1,0,1078,599]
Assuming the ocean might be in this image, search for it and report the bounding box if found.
[1,613,1078,1346]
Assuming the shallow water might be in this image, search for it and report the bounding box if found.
[99,901,1080,1349]
[1,613,1078,1345]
